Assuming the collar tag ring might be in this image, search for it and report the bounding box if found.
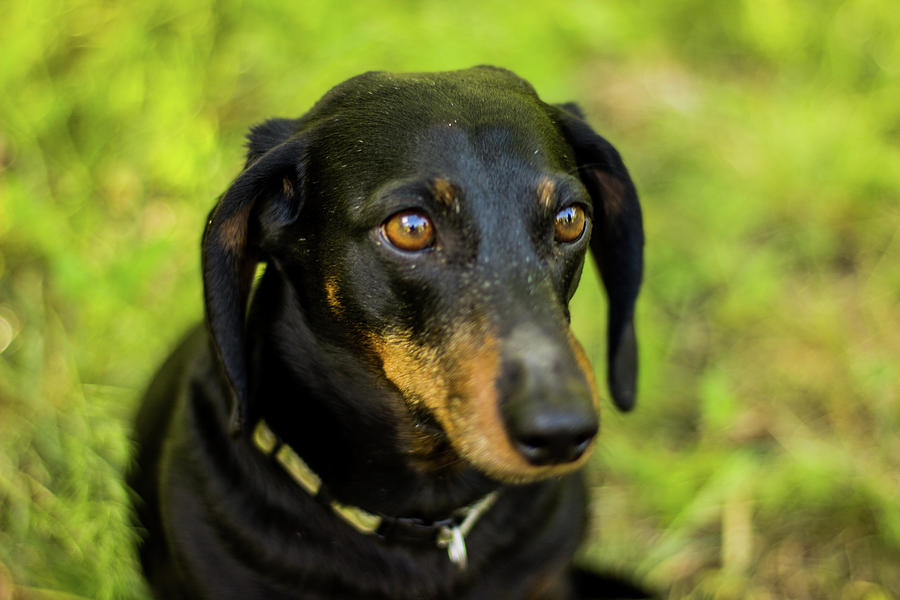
[437,525,467,570]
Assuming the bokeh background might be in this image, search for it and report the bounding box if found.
[1,1,898,598]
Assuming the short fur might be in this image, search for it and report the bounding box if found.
[129,66,649,599]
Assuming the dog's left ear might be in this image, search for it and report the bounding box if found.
[552,104,644,411]
[201,119,304,436]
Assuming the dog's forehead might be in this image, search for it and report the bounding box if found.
[310,67,544,122]
[305,68,571,171]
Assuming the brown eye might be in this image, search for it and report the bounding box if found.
[382,211,435,251]
[554,205,586,243]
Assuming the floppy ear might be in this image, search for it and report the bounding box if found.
[553,104,644,411]
[202,119,304,436]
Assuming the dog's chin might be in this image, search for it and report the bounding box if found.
[430,394,596,484]
[404,411,593,484]
[451,435,595,485]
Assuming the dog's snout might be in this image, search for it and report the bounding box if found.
[499,327,598,466]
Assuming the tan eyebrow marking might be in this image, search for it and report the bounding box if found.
[216,202,252,254]
[537,176,556,210]
[324,277,343,317]
[430,177,458,208]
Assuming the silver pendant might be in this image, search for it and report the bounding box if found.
[437,524,468,570]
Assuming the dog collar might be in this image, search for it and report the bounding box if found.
[252,420,498,570]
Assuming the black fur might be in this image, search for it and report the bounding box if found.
[129,66,650,599]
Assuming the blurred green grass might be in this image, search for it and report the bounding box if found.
[1,1,898,598]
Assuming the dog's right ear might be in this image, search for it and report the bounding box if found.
[201,119,303,436]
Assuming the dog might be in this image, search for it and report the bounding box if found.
[128,66,646,599]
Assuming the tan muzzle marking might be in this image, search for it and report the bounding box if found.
[370,323,599,483]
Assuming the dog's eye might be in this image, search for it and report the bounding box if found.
[554,205,586,243]
[382,211,435,252]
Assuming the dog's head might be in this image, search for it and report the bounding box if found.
[202,67,643,483]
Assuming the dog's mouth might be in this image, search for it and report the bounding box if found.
[402,408,465,473]
[371,325,599,484]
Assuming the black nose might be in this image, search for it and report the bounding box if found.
[509,408,597,465]
[499,330,599,466]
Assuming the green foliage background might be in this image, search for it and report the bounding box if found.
[1,1,898,598]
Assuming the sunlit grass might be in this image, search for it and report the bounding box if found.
[1,1,898,598]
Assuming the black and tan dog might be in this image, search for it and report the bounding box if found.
[129,66,646,599]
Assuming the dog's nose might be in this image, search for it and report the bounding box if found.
[507,404,598,465]
[499,326,599,466]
